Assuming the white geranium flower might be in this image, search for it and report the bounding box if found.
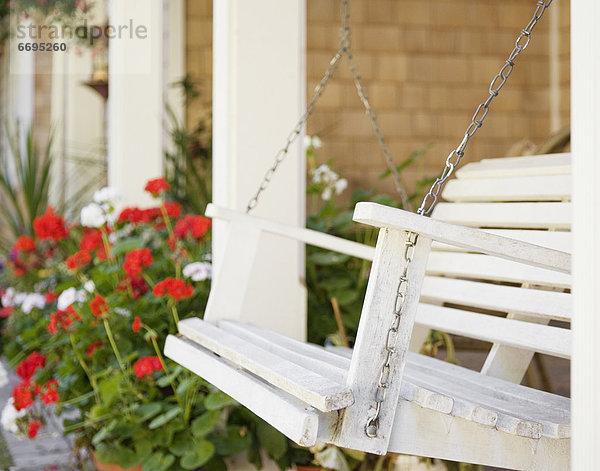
[334,178,348,194]
[80,203,106,228]
[304,135,323,149]
[183,262,212,282]
[20,293,46,314]
[1,398,26,435]
[93,187,124,206]
[13,292,27,307]
[311,164,348,201]
[1,287,16,307]
[57,287,86,310]
[114,307,131,317]
[83,280,95,293]
[312,164,339,185]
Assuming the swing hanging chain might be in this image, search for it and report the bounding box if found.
[416,0,553,217]
[247,0,410,213]
[246,48,345,212]
[341,0,412,211]
[366,0,554,439]
[365,231,418,439]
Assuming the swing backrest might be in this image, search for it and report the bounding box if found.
[418,152,572,383]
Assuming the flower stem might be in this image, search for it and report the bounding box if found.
[160,204,175,240]
[70,334,100,404]
[170,302,180,326]
[103,319,126,372]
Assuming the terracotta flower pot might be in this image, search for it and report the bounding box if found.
[92,452,143,471]
[296,466,323,471]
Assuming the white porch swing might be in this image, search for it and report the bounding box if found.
[165,1,571,469]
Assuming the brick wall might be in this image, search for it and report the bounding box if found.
[186,0,569,197]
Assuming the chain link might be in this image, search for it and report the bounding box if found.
[247,0,410,212]
[416,0,553,217]
[366,231,418,438]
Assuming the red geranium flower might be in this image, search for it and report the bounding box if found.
[117,276,149,299]
[47,306,81,335]
[132,316,141,332]
[80,228,103,252]
[0,306,13,318]
[153,277,194,301]
[86,341,104,356]
[16,352,46,381]
[13,235,36,252]
[27,421,42,438]
[163,201,181,219]
[40,380,60,405]
[12,381,34,410]
[133,356,163,379]
[33,207,69,241]
[144,178,170,196]
[123,248,153,277]
[65,250,92,270]
[45,291,58,303]
[174,215,212,240]
[90,294,108,317]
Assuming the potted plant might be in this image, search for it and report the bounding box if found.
[0,178,301,470]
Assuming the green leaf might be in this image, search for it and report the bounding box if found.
[191,410,221,438]
[149,407,182,429]
[143,452,176,471]
[176,377,196,396]
[98,374,122,407]
[94,443,120,464]
[180,441,215,469]
[202,457,228,471]
[111,237,145,257]
[210,426,251,457]
[136,403,163,422]
[89,404,110,420]
[320,277,353,291]
[156,365,183,387]
[331,289,359,306]
[115,446,140,469]
[135,440,153,461]
[91,419,117,446]
[204,391,236,410]
[256,421,287,460]
[308,251,351,266]
[169,434,196,457]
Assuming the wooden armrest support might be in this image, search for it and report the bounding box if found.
[353,202,571,274]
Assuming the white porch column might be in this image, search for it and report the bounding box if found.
[107,0,164,207]
[212,0,307,340]
[571,0,600,469]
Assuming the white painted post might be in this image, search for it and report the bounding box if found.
[212,0,307,340]
[571,1,600,469]
[107,0,165,207]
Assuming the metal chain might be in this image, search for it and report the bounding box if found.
[341,1,412,211]
[247,0,410,212]
[417,0,553,217]
[366,0,553,439]
[246,48,345,212]
[365,231,418,438]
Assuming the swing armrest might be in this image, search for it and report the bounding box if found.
[353,202,571,274]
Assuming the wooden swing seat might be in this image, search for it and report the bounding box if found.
[165,153,572,470]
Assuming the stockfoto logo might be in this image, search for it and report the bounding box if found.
[16,19,148,46]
